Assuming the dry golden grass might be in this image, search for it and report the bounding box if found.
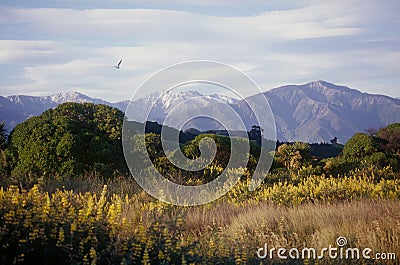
[1,174,400,264]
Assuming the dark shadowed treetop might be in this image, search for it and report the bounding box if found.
[0,121,6,150]
[377,123,400,155]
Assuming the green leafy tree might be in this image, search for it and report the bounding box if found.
[124,133,167,173]
[323,133,373,176]
[9,102,127,182]
[365,152,399,170]
[322,156,352,176]
[342,133,378,160]
[324,129,400,176]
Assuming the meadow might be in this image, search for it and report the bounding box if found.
[1,169,399,265]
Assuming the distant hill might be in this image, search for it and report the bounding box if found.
[1,81,400,143]
[262,81,400,143]
[0,92,110,130]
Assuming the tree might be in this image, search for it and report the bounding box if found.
[342,133,377,159]
[182,134,260,171]
[0,121,6,150]
[376,123,400,156]
[365,152,399,170]
[0,121,12,182]
[275,142,311,170]
[124,133,167,173]
[249,125,263,146]
[9,102,127,181]
[325,128,400,176]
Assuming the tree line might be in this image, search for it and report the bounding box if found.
[1,102,399,187]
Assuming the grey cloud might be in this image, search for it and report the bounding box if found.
[0,0,399,101]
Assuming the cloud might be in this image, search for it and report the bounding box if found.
[0,0,399,100]
[1,6,364,41]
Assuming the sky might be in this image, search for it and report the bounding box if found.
[0,0,399,102]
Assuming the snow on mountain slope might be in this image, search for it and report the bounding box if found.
[1,81,400,143]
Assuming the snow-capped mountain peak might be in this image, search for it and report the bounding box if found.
[1,81,400,142]
[48,92,90,104]
[140,90,237,110]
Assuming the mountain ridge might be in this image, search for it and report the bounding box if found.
[259,81,400,142]
[1,81,399,143]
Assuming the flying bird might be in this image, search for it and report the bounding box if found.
[114,59,122,69]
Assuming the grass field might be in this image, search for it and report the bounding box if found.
[1,171,399,264]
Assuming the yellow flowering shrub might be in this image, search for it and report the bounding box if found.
[0,169,399,264]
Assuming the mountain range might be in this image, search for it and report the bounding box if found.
[1,81,399,143]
